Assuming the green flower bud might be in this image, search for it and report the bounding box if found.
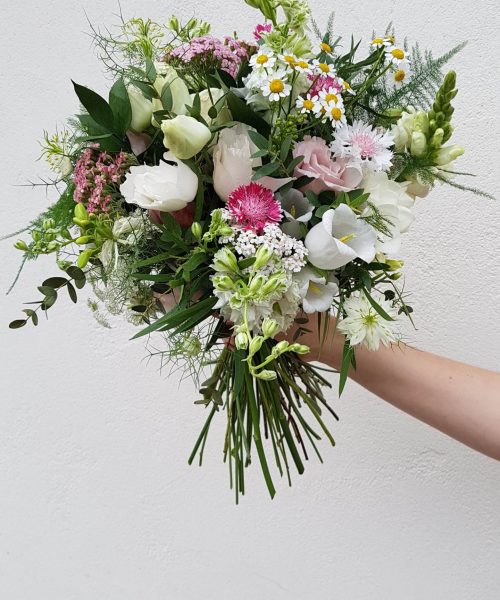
[235,332,249,350]
[430,128,444,150]
[410,131,427,157]
[262,318,280,339]
[42,218,55,231]
[248,335,264,357]
[213,248,238,274]
[433,144,465,166]
[14,240,29,251]
[386,259,404,271]
[181,335,202,357]
[288,343,310,355]
[249,274,266,296]
[213,275,235,292]
[254,369,278,381]
[253,245,274,270]
[75,236,92,245]
[31,230,41,242]
[191,222,202,240]
[272,340,289,356]
[74,203,88,222]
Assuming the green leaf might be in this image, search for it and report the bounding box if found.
[286,154,304,175]
[109,78,132,134]
[9,319,27,329]
[145,58,157,82]
[131,79,158,99]
[72,81,114,130]
[339,341,354,395]
[161,82,173,112]
[67,282,78,303]
[226,92,270,137]
[41,290,58,310]
[362,287,394,321]
[252,161,280,180]
[248,129,269,150]
[38,285,57,297]
[66,266,86,289]
[280,136,293,162]
[42,277,67,289]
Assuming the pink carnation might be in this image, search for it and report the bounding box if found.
[293,136,363,195]
[227,182,282,233]
[253,23,272,41]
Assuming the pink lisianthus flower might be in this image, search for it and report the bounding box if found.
[293,136,363,195]
[227,182,282,233]
[253,23,272,42]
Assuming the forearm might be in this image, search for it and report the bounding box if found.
[301,322,500,460]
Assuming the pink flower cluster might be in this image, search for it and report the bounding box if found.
[168,36,255,78]
[308,74,344,97]
[73,146,129,213]
[227,182,282,234]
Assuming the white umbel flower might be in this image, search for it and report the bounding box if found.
[337,292,398,351]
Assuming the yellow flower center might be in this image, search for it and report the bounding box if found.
[339,233,355,243]
[302,99,314,110]
[320,42,332,53]
[269,79,285,94]
[283,54,296,65]
[309,282,322,295]
[331,107,343,121]
[318,63,330,73]
[387,35,395,44]
[394,69,406,82]
[289,205,297,218]
[296,60,309,69]
[372,37,384,45]
[325,93,339,104]
[256,54,269,65]
[343,81,351,90]
[391,48,405,60]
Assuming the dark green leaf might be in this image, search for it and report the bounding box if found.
[145,59,157,82]
[67,282,78,303]
[9,319,27,329]
[286,154,304,175]
[248,129,269,150]
[252,161,280,180]
[161,82,173,112]
[362,287,394,321]
[109,78,132,134]
[226,92,270,137]
[42,277,67,289]
[280,136,293,162]
[38,285,57,297]
[72,81,114,130]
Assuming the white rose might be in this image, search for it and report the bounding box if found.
[305,204,377,270]
[361,171,414,254]
[120,151,198,213]
[213,123,292,201]
[161,115,212,159]
[127,86,153,133]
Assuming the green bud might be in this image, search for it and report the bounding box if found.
[253,245,274,271]
[430,128,444,150]
[191,222,202,240]
[181,335,202,357]
[31,230,41,242]
[248,335,264,357]
[433,144,464,166]
[42,218,55,231]
[75,236,92,245]
[272,340,289,356]
[14,240,29,251]
[253,369,278,381]
[74,203,88,222]
[262,318,280,339]
[77,248,94,269]
[288,343,310,355]
[213,248,239,274]
[386,259,404,271]
[235,332,249,350]
[213,275,234,292]
[249,274,266,296]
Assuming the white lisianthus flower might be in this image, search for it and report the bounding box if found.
[295,267,339,313]
[305,204,377,270]
[127,86,153,133]
[337,291,398,351]
[120,151,198,213]
[361,171,414,254]
[279,188,314,238]
[213,123,292,201]
[161,115,212,159]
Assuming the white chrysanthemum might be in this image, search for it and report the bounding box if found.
[330,120,394,172]
[337,292,398,351]
[278,51,298,71]
[391,61,411,86]
[293,58,314,75]
[261,69,292,102]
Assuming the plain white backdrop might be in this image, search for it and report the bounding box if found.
[1,1,499,598]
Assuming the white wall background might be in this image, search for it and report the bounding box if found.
[1,1,499,598]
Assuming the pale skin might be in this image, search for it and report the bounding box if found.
[292,317,500,462]
[158,293,500,461]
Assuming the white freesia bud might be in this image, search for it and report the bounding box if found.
[120,151,198,213]
[433,144,465,165]
[161,115,212,159]
[249,336,265,357]
[153,65,191,117]
[410,131,427,157]
[262,318,280,339]
[127,86,153,132]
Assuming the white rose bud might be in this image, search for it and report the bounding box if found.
[161,115,212,159]
[127,86,153,133]
[119,151,198,213]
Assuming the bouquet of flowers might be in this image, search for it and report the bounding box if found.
[7,0,488,500]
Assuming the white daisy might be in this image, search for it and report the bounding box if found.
[293,58,314,75]
[371,36,394,50]
[312,60,336,76]
[330,121,394,172]
[323,100,347,128]
[249,47,277,71]
[296,93,320,114]
[385,45,410,66]
[391,62,411,86]
[278,51,298,71]
[337,291,398,351]
[340,79,356,96]
[261,70,292,102]
[318,88,344,107]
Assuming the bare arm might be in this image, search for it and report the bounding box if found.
[296,319,500,461]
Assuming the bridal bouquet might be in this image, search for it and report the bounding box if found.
[7,0,485,499]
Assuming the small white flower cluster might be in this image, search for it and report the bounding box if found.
[370,35,411,86]
[221,222,308,274]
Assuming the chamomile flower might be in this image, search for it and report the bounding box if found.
[330,120,394,172]
[318,88,344,107]
[385,45,410,66]
[371,36,394,49]
[312,59,336,76]
[323,100,347,128]
[279,51,298,71]
[340,79,356,96]
[249,46,276,71]
[293,58,314,75]
[296,93,319,114]
[391,61,411,86]
[261,70,292,102]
